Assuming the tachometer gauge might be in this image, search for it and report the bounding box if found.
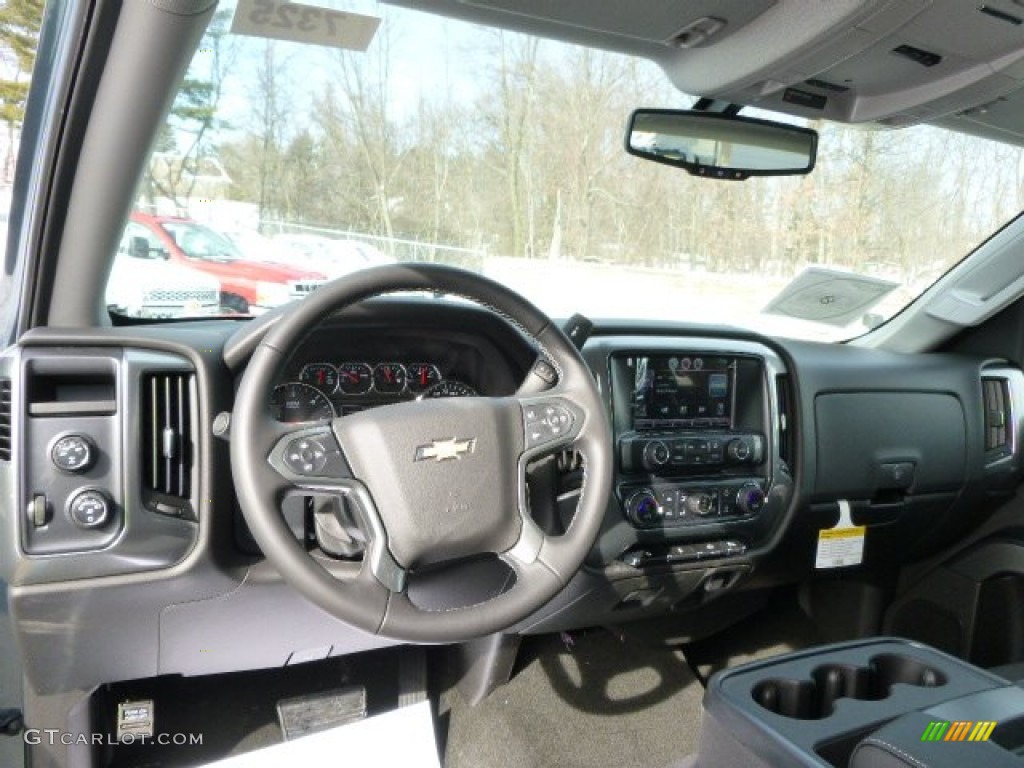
[337,362,373,395]
[299,363,338,393]
[421,379,478,398]
[373,362,407,394]
[270,383,337,423]
[407,363,442,393]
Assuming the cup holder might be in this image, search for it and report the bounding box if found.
[751,653,948,720]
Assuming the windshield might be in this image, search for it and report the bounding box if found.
[162,221,245,262]
[110,1,1024,338]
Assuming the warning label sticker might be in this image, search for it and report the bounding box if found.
[815,500,865,569]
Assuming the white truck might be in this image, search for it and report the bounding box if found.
[105,220,220,318]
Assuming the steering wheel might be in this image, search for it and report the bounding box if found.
[231,264,613,643]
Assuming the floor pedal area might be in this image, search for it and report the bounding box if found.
[276,686,367,741]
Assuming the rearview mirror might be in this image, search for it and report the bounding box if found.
[626,109,817,180]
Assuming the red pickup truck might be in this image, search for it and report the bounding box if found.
[130,211,326,314]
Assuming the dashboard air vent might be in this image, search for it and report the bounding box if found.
[142,372,194,499]
[0,379,10,461]
[776,374,792,466]
[983,377,1011,457]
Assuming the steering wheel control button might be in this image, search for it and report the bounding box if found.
[532,359,558,384]
[523,401,576,448]
[67,489,112,529]
[285,437,329,475]
[269,428,352,486]
[51,434,95,473]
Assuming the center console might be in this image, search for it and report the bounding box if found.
[595,336,791,571]
[517,335,792,635]
[694,638,1024,768]
[613,352,768,530]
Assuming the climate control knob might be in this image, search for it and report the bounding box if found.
[642,440,671,470]
[736,483,766,515]
[685,492,716,517]
[626,490,660,527]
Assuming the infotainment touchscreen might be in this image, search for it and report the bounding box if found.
[626,355,735,430]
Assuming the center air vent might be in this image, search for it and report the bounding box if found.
[983,376,1011,459]
[142,372,195,500]
[0,379,10,461]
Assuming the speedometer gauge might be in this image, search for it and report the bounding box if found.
[421,380,478,398]
[270,383,337,423]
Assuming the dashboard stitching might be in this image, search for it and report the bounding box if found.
[158,567,253,618]
[413,560,521,615]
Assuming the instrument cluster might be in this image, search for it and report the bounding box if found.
[271,361,479,423]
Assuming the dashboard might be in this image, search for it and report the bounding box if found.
[2,296,1023,692]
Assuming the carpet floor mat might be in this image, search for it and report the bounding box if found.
[683,592,823,683]
[440,628,704,768]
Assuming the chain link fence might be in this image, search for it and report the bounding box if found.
[260,220,486,272]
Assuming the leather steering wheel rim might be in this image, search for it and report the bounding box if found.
[230,263,613,643]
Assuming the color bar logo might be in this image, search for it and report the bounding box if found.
[921,721,997,742]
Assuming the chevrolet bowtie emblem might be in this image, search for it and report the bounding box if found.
[414,437,476,462]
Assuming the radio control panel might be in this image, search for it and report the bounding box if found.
[619,432,765,473]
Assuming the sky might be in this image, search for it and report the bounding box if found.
[208,0,515,141]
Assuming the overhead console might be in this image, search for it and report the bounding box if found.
[653,0,1024,143]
